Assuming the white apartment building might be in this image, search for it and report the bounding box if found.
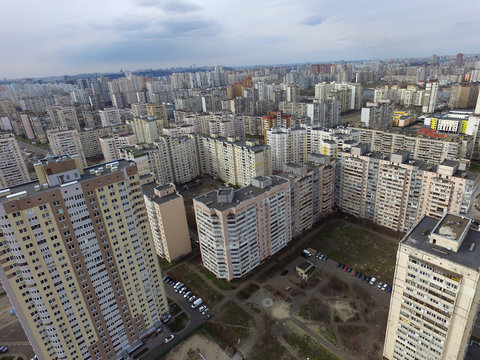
[99,133,136,162]
[422,80,439,113]
[197,134,272,187]
[338,145,478,232]
[0,132,30,188]
[266,127,307,171]
[47,128,88,167]
[99,108,122,127]
[384,213,480,360]
[128,115,165,144]
[354,127,473,165]
[149,135,200,185]
[194,176,291,281]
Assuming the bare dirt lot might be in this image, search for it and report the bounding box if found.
[163,333,231,360]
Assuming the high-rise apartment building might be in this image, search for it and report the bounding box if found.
[281,156,336,236]
[99,133,137,162]
[449,84,479,109]
[194,176,291,281]
[99,108,122,127]
[0,132,30,188]
[361,100,394,130]
[47,128,88,167]
[262,112,291,141]
[0,156,168,360]
[456,52,464,66]
[422,80,439,113]
[354,127,473,165]
[79,124,131,159]
[146,104,168,127]
[143,183,191,263]
[383,213,480,360]
[197,135,272,187]
[128,116,165,144]
[266,127,308,171]
[149,136,200,185]
[338,145,478,232]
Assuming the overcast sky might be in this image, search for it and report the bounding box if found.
[1,0,479,78]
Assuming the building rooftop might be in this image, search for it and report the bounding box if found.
[402,216,480,270]
[142,182,181,205]
[0,158,135,204]
[194,176,288,212]
[296,260,314,272]
[433,214,470,241]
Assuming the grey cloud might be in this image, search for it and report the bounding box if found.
[136,0,202,13]
[300,14,327,26]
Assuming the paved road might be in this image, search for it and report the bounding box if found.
[131,281,205,360]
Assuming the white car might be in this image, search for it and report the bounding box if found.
[198,305,206,312]
[164,334,175,343]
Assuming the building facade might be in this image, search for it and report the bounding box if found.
[383,214,480,360]
[143,183,192,263]
[194,176,291,281]
[0,132,31,188]
[47,128,88,167]
[0,156,168,360]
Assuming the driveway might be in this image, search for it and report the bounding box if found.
[130,282,205,360]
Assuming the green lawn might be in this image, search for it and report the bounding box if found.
[169,312,189,333]
[168,265,224,306]
[283,333,341,360]
[309,220,398,283]
[469,161,480,173]
[236,283,260,300]
[198,266,235,291]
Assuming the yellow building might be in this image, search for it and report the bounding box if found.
[0,156,168,359]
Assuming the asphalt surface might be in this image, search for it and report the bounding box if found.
[131,280,205,360]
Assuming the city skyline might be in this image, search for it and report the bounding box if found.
[1,0,480,78]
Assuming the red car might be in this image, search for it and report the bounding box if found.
[352,270,357,276]
[343,266,349,272]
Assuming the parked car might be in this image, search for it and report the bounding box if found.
[183,291,192,298]
[202,307,209,315]
[188,296,196,303]
[163,275,171,282]
[162,314,171,323]
[164,334,175,343]
[343,266,349,271]
[382,283,388,291]
[347,267,352,273]
[352,270,357,276]
[356,272,363,278]
[198,305,206,312]
[377,282,384,289]
[206,313,213,320]
[369,277,376,285]
[322,255,328,261]
[192,298,203,309]
[387,286,392,293]
[0,346,7,353]
[337,262,343,268]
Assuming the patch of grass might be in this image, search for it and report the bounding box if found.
[236,283,260,300]
[250,316,289,360]
[169,265,224,306]
[216,300,253,340]
[309,219,398,283]
[283,333,341,360]
[133,348,149,359]
[169,312,189,333]
[337,325,371,355]
[169,301,182,316]
[159,256,176,272]
[470,161,480,173]
[299,297,330,323]
[198,266,235,291]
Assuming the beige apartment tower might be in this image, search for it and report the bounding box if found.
[194,176,291,281]
[143,182,192,263]
[383,213,480,360]
[47,128,88,167]
[0,132,30,188]
[0,156,168,360]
